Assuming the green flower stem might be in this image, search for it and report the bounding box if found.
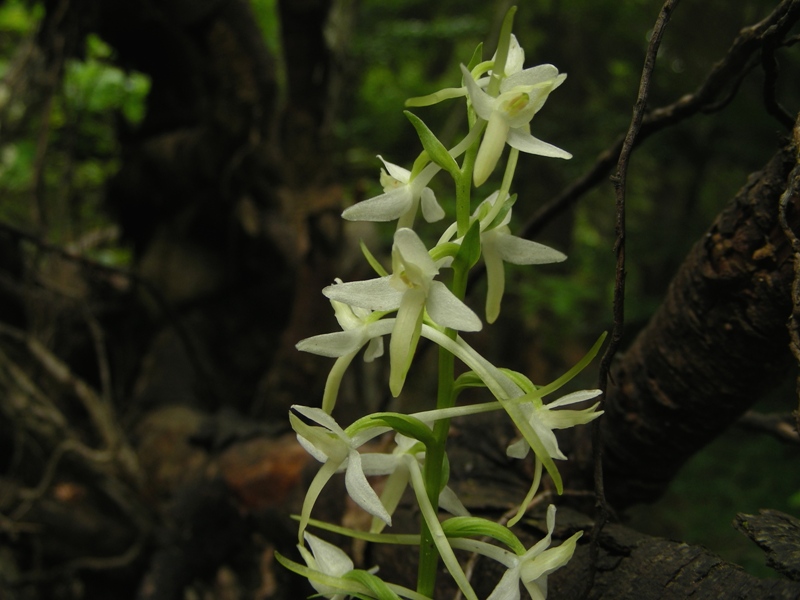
[408,457,478,600]
[416,261,470,597]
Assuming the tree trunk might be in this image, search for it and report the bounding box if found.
[584,129,800,508]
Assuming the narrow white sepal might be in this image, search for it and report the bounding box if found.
[426,282,482,332]
[506,128,572,159]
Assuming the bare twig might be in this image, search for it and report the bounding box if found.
[0,322,140,484]
[777,115,800,438]
[738,410,800,445]
[586,0,681,597]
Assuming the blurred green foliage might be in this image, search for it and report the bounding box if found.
[0,1,148,264]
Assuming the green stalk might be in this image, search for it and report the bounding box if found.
[416,264,469,597]
[417,122,479,595]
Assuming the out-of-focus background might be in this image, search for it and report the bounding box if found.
[0,0,798,597]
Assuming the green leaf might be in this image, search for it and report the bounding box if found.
[355,412,436,448]
[509,332,608,405]
[442,516,526,555]
[298,516,421,546]
[466,42,484,72]
[343,570,402,600]
[274,552,371,598]
[360,240,389,277]
[404,111,460,179]
[453,370,487,391]
[453,219,481,271]
[498,368,536,394]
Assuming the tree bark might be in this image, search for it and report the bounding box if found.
[588,130,800,508]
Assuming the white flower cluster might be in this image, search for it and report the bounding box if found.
[278,14,603,600]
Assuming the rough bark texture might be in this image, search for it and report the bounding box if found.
[595,140,799,507]
[734,509,800,582]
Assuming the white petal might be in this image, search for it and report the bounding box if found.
[540,404,603,430]
[344,451,393,525]
[482,231,505,324]
[393,228,437,277]
[507,129,571,159]
[389,288,425,396]
[291,405,348,438]
[494,233,567,265]
[486,566,523,600]
[323,276,402,311]
[520,532,581,582]
[363,336,384,362]
[530,415,566,460]
[341,186,413,222]
[377,155,411,183]
[547,389,602,408]
[460,64,495,121]
[474,111,510,187]
[296,330,365,357]
[359,452,401,476]
[439,485,470,516]
[304,532,354,576]
[296,432,329,463]
[494,34,524,76]
[506,437,530,459]
[502,64,560,91]
[420,187,445,222]
[426,281,482,332]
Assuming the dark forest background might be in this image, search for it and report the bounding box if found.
[0,0,799,598]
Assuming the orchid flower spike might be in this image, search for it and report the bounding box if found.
[461,60,570,187]
[342,156,444,227]
[323,228,482,397]
[290,405,391,541]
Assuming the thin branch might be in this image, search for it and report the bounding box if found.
[738,410,800,445]
[777,115,800,438]
[761,24,795,129]
[586,0,681,597]
[0,322,140,483]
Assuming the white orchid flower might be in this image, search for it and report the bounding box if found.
[506,389,603,461]
[482,218,566,324]
[461,62,570,187]
[438,192,567,323]
[360,432,470,534]
[290,405,391,541]
[451,505,581,600]
[296,279,388,412]
[342,156,444,227]
[323,228,482,397]
[298,532,355,600]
